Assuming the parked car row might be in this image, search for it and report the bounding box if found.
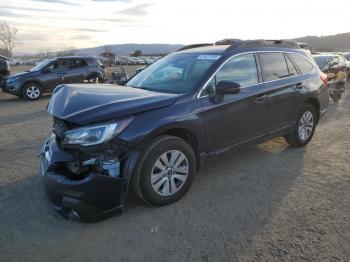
[115,56,161,65]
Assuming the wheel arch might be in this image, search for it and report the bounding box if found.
[304,97,320,124]
[147,127,201,171]
[21,80,43,91]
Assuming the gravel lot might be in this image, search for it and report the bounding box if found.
[0,66,349,261]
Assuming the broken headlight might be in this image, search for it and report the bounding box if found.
[62,118,133,147]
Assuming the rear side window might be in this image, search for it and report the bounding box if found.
[67,59,87,68]
[258,53,289,81]
[289,53,314,74]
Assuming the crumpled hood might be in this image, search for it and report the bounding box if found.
[47,84,179,125]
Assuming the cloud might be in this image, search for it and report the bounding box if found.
[120,3,153,16]
[74,28,107,33]
[1,5,54,12]
[69,35,92,40]
[17,33,48,42]
[30,0,81,6]
[92,0,131,2]
[0,10,22,17]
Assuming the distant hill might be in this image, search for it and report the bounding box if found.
[293,33,350,52]
[73,44,185,56]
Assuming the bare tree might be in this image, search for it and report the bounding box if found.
[0,21,17,58]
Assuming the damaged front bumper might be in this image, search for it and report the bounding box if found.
[39,134,140,222]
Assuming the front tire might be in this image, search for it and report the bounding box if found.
[285,104,316,147]
[22,83,42,101]
[131,135,196,206]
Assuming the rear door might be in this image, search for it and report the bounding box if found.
[200,53,269,153]
[258,52,302,133]
[62,58,88,84]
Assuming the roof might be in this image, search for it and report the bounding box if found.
[0,55,9,61]
[56,56,92,59]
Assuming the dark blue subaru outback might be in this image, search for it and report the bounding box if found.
[40,39,329,221]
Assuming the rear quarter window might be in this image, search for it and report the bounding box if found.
[258,52,290,82]
[289,53,314,74]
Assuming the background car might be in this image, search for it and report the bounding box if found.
[313,53,348,101]
[0,55,10,80]
[1,56,106,100]
[341,52,350,77]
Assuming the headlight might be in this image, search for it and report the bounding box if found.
[62,118,133,146]
[6,77,18,83]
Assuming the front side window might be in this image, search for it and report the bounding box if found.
[258,53,290,81]
[289,53,314,74]
[216,54,258,87]
[201,54,258,96]
[127,53,220,94]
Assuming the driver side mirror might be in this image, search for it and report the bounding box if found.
[216,81,241,95]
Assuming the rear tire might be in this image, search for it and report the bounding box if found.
[285,104,316,147]
[22,83,42,101]
[131,135,196,206]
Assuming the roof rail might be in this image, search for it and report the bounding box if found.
[177,39,301,52]
[215,38,241,45]
[177,43,214,51]
[226,39,301,51]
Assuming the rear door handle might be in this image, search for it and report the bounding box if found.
[255,94,268,103]
[296,82,304,89]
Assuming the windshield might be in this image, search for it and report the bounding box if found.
[30,60,52,72]
[313,56,332,68]
[344,53,350,61]
[127,53,221,94]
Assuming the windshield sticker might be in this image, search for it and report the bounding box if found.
[197,55,221,60]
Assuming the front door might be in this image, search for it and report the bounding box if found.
[199,53,269,153]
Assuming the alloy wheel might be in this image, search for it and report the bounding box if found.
[151,150,189,196]
[298,111,314,141]
[26,85,40,99]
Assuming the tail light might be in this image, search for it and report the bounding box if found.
[320,72,328,87]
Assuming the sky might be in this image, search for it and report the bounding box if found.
[1,0,350,52]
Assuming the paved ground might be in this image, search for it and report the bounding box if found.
[0,68,349,261]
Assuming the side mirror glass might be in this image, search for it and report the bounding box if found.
[216,81,241,95]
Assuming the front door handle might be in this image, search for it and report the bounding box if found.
[255,94,268,103]
[57,73,66,81]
